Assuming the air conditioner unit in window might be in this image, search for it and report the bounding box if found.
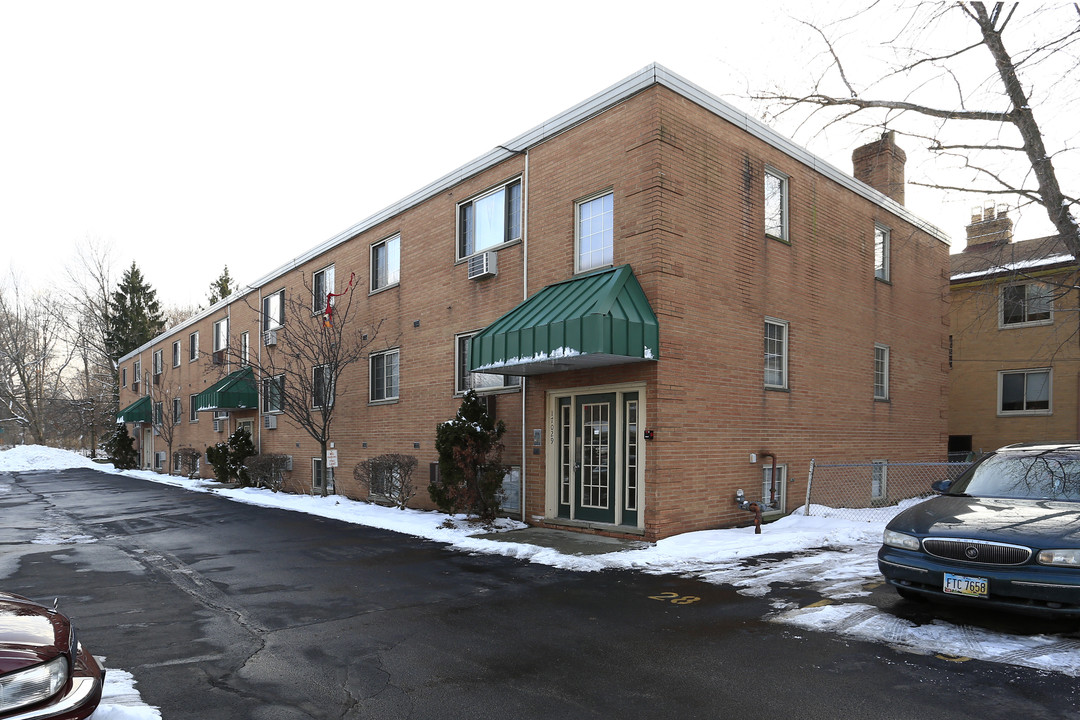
[213,419,223,432]
[467,251,498,280]
[264,414,277,429]
[212,351,225,365]
[264,329,278,346]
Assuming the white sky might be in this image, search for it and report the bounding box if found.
[5,443,1080,680]
[1,1,1072,307]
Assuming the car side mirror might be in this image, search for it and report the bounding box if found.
[931,479,952,494]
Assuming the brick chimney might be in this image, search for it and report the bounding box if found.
[963,201,1013,251]
[852,131,907,205]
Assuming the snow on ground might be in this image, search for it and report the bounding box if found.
[90,665,161,720]
[4,445,1079,680]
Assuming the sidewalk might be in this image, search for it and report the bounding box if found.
[475,527,650,556]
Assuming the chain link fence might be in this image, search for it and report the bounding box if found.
[796,460,974,523]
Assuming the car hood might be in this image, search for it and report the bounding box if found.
[0,591,67,675]
[889,495,1080,547]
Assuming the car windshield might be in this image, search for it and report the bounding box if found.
[951,451,1080,501]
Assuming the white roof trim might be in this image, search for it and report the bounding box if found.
[120,63,948,363]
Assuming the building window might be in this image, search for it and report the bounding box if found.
[153,401,163,426]
[312,458,334,492]
[871,460,888,500]
[313,265,335,313]
[874,344,890,400]
[121,367,127,388]
[213,318,228,353]
[458,179,522,259]
[240,331,249,365]
[764,319,788,389]
[1000,283,1053,327]
[455,333,520,394]
[189,332,199,362]
[189,393,199,422]
[761,464,787,514]
[152,349,163,378]
[576,191,614,273]
[764,167,789,241]
[370,349,399,402]
[874,224,890,281]
[999,368,1051,415]
[262,374,285,413]
[371,235,400,292]
[173,397,183,423]
[132,360,141,391]
[263,289,285,332]
[312,364,333,409]
[172,340,181,367]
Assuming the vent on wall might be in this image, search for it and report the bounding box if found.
[467,251,498,280]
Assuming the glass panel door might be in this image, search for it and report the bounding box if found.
[575,393,615,523]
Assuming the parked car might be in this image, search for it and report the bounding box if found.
[879,443,1080,616]
[0,591,104,720]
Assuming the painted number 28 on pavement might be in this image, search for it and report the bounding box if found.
[648,592,701,605]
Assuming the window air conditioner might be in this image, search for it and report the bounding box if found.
[467,251,498,280]
[264,414,278,429]
[264,329,278,346]
[213,351,225,365]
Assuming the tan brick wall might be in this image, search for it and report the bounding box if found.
[118,83,949,541]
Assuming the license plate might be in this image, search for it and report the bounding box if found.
[943,572,988,598]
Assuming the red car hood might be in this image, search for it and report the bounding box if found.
[0,591,68,674]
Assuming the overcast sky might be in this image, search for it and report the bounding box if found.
[1,1,1071,307]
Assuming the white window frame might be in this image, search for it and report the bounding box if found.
[871,460,888,500]
[313,264,335,314]
[213,317,229,353]
[153,401,163,426]
[370,234,400,292]
[764,167,789,242]
[312,458,334,492]
[263,289,285,332]
[874,224,890,281]
[457,177,522,260]
[240,331,249,366]
[999,282,1053,328]
[575,190,614,273]
[873,343,890,401]
[132,360,141,389]
[454,332,521,395]
[764,318,789,390]
[998,368,1052,416]
[189,393,199,422]
[172,340,181,368]
[312,364,333,409]
[189,332,199,362]
[262,374,285,414]
[121,367,127,388]
[761,464,787,515]
[152,349,163,377]
[173,397,183,423]
[370,349,400,403]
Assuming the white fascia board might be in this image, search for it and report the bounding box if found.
[119,63,947,364]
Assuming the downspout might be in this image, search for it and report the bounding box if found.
[256,288,263,456]
[521,148,530,523]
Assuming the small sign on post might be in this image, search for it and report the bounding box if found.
[326,449,339,468]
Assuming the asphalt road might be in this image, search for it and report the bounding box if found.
[2,467,1076,720]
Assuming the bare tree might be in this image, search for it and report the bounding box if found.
[163,303,202,329]
[219,271,385,497]
[754,2,1079,254]
[149,359,185,474]
[0,276,78,444]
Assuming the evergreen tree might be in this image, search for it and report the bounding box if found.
[103,424,138,470]
[207,266,235,306]
[430,391,507,522]
[105,262,165,361]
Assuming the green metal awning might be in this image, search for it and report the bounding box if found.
[116,395,152,424]
[195,366,258,412]
[470,265,659,376]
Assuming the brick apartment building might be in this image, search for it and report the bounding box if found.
[949,205,1078,454]
[117,64,950,542]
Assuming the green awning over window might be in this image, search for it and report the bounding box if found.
[116,395,152,424]
[195,366,258,412]
[470,265,659,376]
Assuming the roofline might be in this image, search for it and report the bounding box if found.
[120,62,948,363]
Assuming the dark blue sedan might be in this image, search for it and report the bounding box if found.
[878,443,1080,616]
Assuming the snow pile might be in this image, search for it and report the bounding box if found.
[0,445,111,472]
[90,666,161,720]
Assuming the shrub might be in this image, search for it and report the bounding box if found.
[243,454,291,492]
[430,391,506,522]
[228,427,256,485]
[173,448,202,478]
[103,424,138,470]
[354,453,418,509]
[205,441,231,482]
